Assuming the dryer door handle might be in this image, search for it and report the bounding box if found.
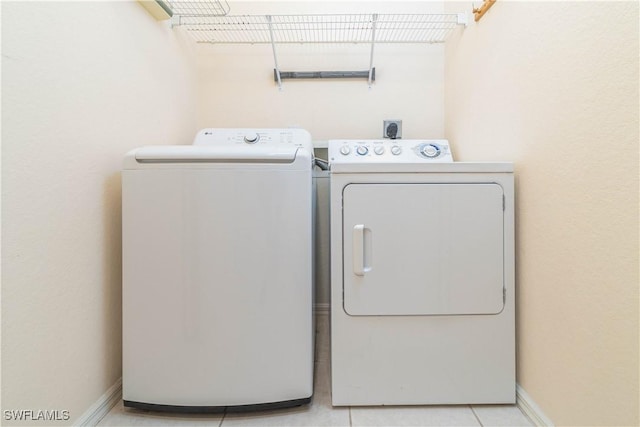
[353,224,372,276]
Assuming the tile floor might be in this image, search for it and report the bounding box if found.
[99,314,533,427]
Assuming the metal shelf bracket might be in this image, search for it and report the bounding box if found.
[267,15,283,91]
[457,12,469,27]
[267,13,380,89]
[368,13,378,88]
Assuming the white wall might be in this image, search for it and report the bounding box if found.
[195,1,447,140]
[1,2,197,424]
[444,2,639,425]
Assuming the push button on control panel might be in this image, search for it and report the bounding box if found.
[390,145,402,155]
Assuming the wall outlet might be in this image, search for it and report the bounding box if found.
[383,120,402,139]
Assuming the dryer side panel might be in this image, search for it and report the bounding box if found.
[342,183,504,316]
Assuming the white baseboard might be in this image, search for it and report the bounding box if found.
[516,383,554,427]
[74,378,122,427]
[314,303,330,314]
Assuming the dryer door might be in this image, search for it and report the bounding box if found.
[342,183,504,316]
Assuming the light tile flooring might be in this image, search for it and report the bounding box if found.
[99,314,533,427]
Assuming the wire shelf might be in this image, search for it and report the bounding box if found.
[175,13,465,44]
[165,0,230,17]
[170,11,467,88]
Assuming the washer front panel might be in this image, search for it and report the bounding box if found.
[123,166,314,406]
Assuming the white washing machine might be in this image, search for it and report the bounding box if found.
[122,128,314,412]
[329,139,515,406]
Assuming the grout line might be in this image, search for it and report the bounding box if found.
[218,408,226,427]
[470,405,484,427]
[348,406,353,427]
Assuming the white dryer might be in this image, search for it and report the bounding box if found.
[329,139,515,406]
[122,128,314,412]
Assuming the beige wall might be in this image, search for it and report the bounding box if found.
[444,2,639,426]
[1,1,197,424]
[3,1,638,425]
[195,1,446,140]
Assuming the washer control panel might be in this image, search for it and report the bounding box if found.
[329,139,453,163]
[193,128,311,150]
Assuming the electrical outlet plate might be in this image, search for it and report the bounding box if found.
[383,120,402,139]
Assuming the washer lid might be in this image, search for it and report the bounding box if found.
[123,145,302,169]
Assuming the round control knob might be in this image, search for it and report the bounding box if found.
[374,146,385,155]
[420,143,441,158]
[390,145,402,155]
[244,133,259,144]
[340,145,351,155]
[356,146,369,156]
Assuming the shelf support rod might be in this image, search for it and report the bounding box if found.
[368,13,378,88]
[267,15,283,90]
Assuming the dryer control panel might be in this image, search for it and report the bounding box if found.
[329,139,453,164]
